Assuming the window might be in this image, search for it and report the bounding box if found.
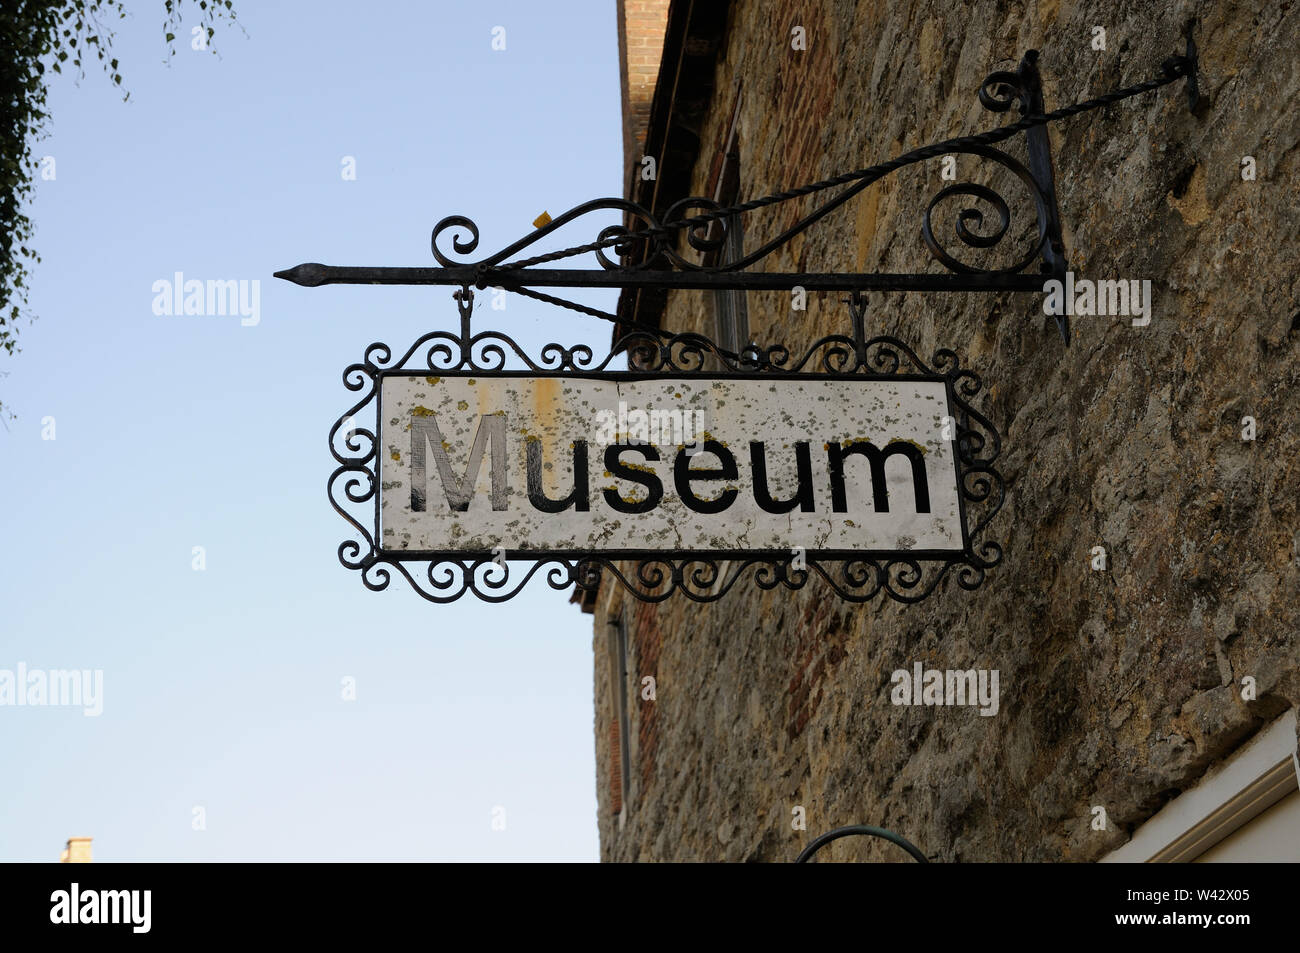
[711,132,749,354]
[607,612,632,819]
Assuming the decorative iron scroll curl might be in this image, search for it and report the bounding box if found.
[920,144,1049,275]
[429,195,740,277]
[426,63,1059,281]
[328,323,1004,605]
[428,169,1047,279]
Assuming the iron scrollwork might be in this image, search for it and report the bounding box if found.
[280,46,1196,302]
[300,46,1204,604]
[419,53,1069,296]
[327,292,1005,605]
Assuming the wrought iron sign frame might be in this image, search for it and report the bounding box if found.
[328,290,1002,604]
[282,43,1199,605]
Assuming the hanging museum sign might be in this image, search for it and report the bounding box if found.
[322,306,1004,605]
[278,44,1197,604]
[383,373,965,554]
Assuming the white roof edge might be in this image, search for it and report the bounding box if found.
[1101,707,1298,863]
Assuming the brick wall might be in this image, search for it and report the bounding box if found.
[617,0,671,185]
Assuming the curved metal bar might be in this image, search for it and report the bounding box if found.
[448,135,1045,280]
[434,54,1185,281]
[795,825,929,863]
[431,197,661,271]
[921,144,1050,275]
[978,70,1027,113]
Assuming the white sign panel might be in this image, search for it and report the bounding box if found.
[377,374,964,555]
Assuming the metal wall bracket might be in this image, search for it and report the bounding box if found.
[278,47,1196,350]
[283,46,1197,604]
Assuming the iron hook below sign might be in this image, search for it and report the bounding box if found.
[795,825,930,863]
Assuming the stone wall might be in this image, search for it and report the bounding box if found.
[592,0,1300,862]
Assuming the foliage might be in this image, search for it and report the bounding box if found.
[0,0,237,405]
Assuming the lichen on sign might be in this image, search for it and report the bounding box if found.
[378,373,964,555]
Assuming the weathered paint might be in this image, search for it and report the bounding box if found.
[379,374,964,553]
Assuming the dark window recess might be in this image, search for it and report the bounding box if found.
[608,612,632,815]
[710,136,749,354]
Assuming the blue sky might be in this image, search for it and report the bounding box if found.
[1,0,623,861]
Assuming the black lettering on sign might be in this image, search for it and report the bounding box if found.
[526,437,590,513]
[749,441,815,514]
[409,412,509,512]
[827,440,930,514]
[674,440,738,514]
[603,444,663,514]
